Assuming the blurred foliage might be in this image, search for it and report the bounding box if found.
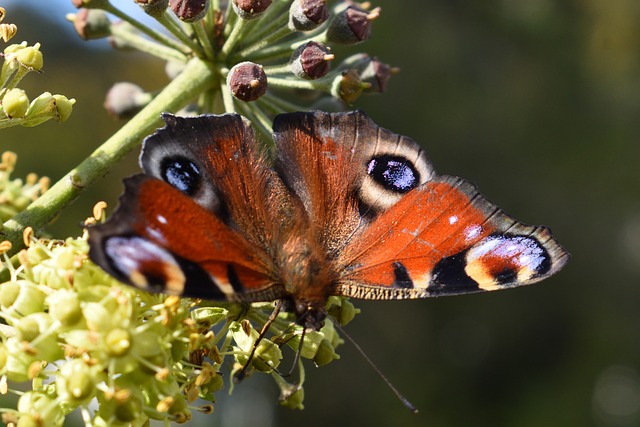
[1,0,640,426]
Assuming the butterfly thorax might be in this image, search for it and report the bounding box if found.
[277,231,336,330]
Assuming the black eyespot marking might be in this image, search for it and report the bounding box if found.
[367,155,419,193]
[392,262,414,289]
[160,156,201,195]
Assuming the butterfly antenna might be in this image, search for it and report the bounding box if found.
[235,300,283,382]
[332,319,419,414]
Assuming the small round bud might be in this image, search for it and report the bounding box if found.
[357,56,397,93]
[253,338,282,372]
[105,328,131,357]
[325,6,379,45]
[0,280,46,317]
[227,62,268,102]
[169,0,209,22]
[56,359,97,403]
[278,385,304,410]
[2,88,29,118]
[69,9,112,40]
[326,296,360,326]
[313,338,339,366]
[290,41,334,80]
[48,290,83,326]
[232,0,272,19]
[135,0,169,18]
[331,69,371,103]
[17,391,64,427]
[104,82,152,119]
[288,0,328,31]
[53,95,75,122]
[11,43,44,71]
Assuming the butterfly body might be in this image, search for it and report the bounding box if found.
[88,110,569,330]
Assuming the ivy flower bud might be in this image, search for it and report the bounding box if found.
[104,82,152,119]
[290,41,334,80]
[357,56,397,93]
[135,0,169,18]
[169,0,209,22]
[325,5,379,45]
[5,42,43,71]
[232,0,272,19]
[326,296,360,326]
[0,280,46,316]
[227,62,268,102]
[17,391,64,427]
[313,338,339,366]
[288,0,328,31]
[47,291,83,327]
[53,94,75,122]
[15,313,63,361]
[69,9,112,40]
[331,69,371,103]
[20,92,75,127]
[2,88,29,118]
[56,359,98,404]
[278,384,304,410]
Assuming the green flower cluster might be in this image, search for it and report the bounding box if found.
[0,9,75,129]
[0,152,50,223]
[0,204,359,426]
[67,0,396,138]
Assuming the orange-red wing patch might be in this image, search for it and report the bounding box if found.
[336,176,569,299]
[89,175,280,301]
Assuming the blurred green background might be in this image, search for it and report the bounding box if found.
[2,1,640,426]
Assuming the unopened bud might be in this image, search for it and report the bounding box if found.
[288,0,328,31]
[290,41,333,80]
[104,82,152,119]
[227,62,268,102]
[2,88,29,118]
[357,56,398,93]
[6,42,44,71]
[69,9,111,40]
[325,5,379,45]
[232,0,272,19]
[331,69,370,103]
[135,0,169,18]
[169,0,210,22]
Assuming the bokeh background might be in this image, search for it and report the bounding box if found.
[2,1,640,426]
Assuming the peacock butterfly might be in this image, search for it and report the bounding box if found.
[88,110,569,331]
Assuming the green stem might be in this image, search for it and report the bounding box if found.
[0,58,217,254]
[235,25,293,58]
[110,23,187,63]
[221,18,250,57]
[262,63,292,75]
[236,1,291,47]
[268,75,331,91]
[102,2,190,55]
[220,81,236,113]
[262,92,308,112]
[192,20,215,60]
[156,11,205,57]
